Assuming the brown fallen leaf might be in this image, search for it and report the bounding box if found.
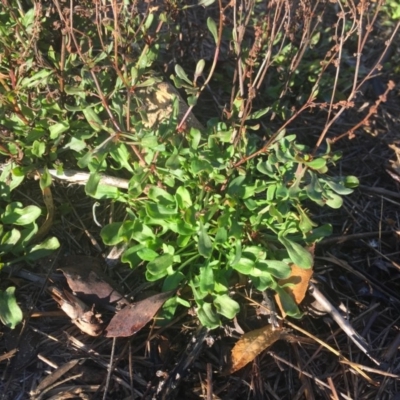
[105,291,173,338]
[49,286,104,337]
[275,246,314,317]
[58,256,129,307]
[224,325,286,374]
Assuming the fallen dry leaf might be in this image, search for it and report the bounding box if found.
[105,291,173,338]
[58,256,129,307]
[49,286,104,337]
[275,246,314,317]
[224,325,286,374]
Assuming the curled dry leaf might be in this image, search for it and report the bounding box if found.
[105,291,173,338]
[49,286,104,337]
[225,325,286,374]
[58,256,129,307]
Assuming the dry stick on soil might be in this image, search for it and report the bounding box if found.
[102,337,117,400]
[206,362,213,400]
[308,282,379,365]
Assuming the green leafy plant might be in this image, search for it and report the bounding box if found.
[5,0,396,330]
[0,164,59,329]
[99,128,358,328]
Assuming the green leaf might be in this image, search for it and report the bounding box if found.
[187,96,197,107]
[215,227,227,244]
[278,236,313,269]
[227,175,246,198]
[305,158,326,169]
[121,245,144,269]
[101,222,124,245]
[165,154,181,169]
[147,254,174,276]
[198,222,212,258]
[175,64,192,85]
[0,287,23,329]
[176,186,192,209]
[82,103,103,132]
[26,237,60,260]
[190,128,201,150]
[0,229,21,253]
[325,191,343,209]
[197,303,220,329]
[213,294,240,319]
[198,0,216,6]
[194,59,205,82]
[274,285,302,318]
[191,158,213,174]
[207,17,218,44]
[247,107,270,120]
[344,176,359,188]
[2,203,41,226]
[199,263,214,293]
[232,257,254,274]
[256,260,291,279]
[32,140,45,157]
[251,273,274,291]
[305,224,332,243]
[163,271,185,291]
[39,168,52,190]
[298,208,316,233]
[146,203,178,219]
[148,186,175,204]
[90,184,120,200]
[85,172,101,196]
[49,121,69,140]
[137,247,159,261]
[324,180,353,195]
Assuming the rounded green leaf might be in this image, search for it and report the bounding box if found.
[325,191,343,209]
[162,271,185,291]
[279,236,313,269]
[0,287,23,329]
[176,186,192,209]
[147,254,174,275]
[101,222,124,245]
[257,260,291,279]
[2,203,41,226]
[274,285,302,318]
[251,273,274,291]
[26,237,60,261]
[197,303,220,329]
[198,222,212,258]
[305,158,326,169]
[199,263,214,293]
[232,257,254,274]
[213,294,240,319]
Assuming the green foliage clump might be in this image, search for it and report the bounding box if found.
[4,0,389,329]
